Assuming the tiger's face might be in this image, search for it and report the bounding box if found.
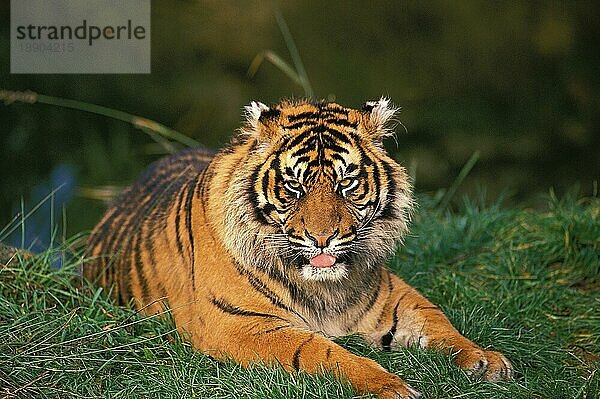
[260,140,369,281]
[221,99,413,283]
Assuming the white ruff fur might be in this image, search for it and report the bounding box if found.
[300,263,348,281]
[365,97,397,128]
[244,101,269,129]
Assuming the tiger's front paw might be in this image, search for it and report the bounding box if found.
[384,384,422,399]
[370,374,421,399]
[355,360,421,399]
[455,347,513,381]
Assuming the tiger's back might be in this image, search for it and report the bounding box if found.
[85,147,214,307]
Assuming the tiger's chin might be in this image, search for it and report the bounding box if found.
[300,262,348,281]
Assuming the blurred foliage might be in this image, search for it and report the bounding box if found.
[1,1,599,241]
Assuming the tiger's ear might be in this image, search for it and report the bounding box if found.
[244,101,270,128]
[242,101,281,143]
[361,97,399,141]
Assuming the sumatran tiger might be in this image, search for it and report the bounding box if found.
[85,99,512,398]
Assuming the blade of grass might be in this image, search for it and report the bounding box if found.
[77,186,124,204]
[248,50,303,86]
[247,11,314,98]
[0,185,65,243]
[0,89,199,148]
[438,151,480,211]
[20,198,25,249]
[273,9,314,98]
[139,126,179,154]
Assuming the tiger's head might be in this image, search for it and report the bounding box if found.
[217,99,412,283]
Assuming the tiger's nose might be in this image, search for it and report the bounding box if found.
[306,230,337,248]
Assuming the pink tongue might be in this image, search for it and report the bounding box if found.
[309,254,337,268]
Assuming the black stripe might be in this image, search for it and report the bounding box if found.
[277,206,292,215]
[331,153,347,166]
[317,128,325,165]
[322,141,349,154]
[287,130,312,151]
[319,125,352,144]
[319,111,349,119]
[306,159,321,170]
[285,120,316,130]
[325,118,357,128]
[105,163,182,291]
[345,163,358,174]
[107,218,136,301]
[293,335,315,370]
[349,132,374,166]
[132,231,150,302]
[337,228,356,240]
[352,175,373,203]
[174,185,187,260]
[287,111,320,122]
[272,169,287,205]
[143,225,168,298]
[210,296,287,321]
[330,166,339,181]
[259,108,281,121]
[259,325,290,335]
[101,212,130,268]
[261,203,277,218]
[290,144,315,158]
[293,155,311,168]
[379,159,398,220]
[197,167,213,200]
[381,302,399,351]
[233,263,292,312]
[262,263,306,308]
[116,246,131,304]
[320,104,349,116]
[309,124,328,133]
[266,155,281,189]
[320,158,335,169]
[87,208,119,254]
[261,168,271,202]
[288,232,305,242]
[248,165,270,225]
[184,179,197,290]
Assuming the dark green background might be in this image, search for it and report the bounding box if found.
[1,1,599,246]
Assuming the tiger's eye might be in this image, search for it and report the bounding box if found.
[286,180,302,189]
[338,178,358,197]
[339,178,353,188]
[284,180,304,198]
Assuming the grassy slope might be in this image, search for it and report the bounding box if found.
[1,196,598,399]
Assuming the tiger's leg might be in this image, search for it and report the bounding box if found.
[200,299,421,399]
[369,273,513,381]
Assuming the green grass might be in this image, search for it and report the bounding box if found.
[1,195,598,398]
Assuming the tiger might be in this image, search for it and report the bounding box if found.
[85,98,513,399]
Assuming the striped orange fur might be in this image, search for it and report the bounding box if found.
[86,99,512,398]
